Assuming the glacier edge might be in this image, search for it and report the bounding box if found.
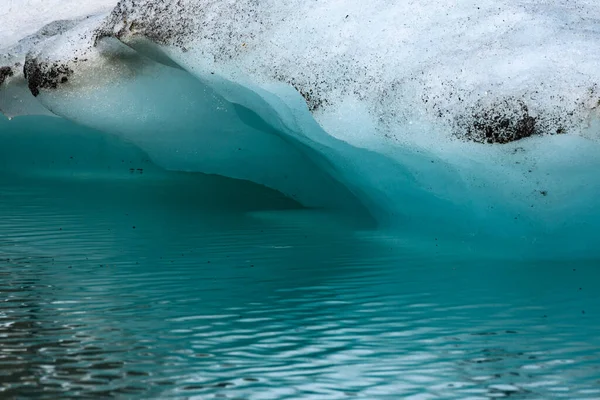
[2,0,600,254]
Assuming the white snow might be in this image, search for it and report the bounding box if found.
[0,0,117,49]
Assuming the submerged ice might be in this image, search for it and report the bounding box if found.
[2,0,600,253]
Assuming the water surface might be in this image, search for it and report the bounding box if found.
[1,121,599,399]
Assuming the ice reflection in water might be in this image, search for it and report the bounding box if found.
[0,173,599,399]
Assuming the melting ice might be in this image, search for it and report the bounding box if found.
[2,0,600,253]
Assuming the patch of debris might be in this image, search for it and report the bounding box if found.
[420,79,600,144]
[94,0,194,47]
[93,0,265,62]
[285,79,329,112]
[271,61,350,113]
[456,99,538,144]
[23,58,73,96]
[297,87,326,112]
[0,66,13,86]
[292,85,327,112]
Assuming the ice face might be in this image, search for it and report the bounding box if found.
[1,0,600,253]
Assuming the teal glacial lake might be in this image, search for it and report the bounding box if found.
[1,117,599,399]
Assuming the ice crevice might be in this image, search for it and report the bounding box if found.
[2,0,600,252]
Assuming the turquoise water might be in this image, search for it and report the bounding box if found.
[1,118,600,399]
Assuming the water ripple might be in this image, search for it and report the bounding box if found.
[0,176,599,399]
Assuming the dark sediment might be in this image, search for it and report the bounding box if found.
[23,58,73,97]
[0,66,13,86]
[457,99,537,144]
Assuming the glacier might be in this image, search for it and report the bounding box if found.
[2,0,600,256]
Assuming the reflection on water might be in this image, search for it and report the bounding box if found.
[1,172,599,399]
